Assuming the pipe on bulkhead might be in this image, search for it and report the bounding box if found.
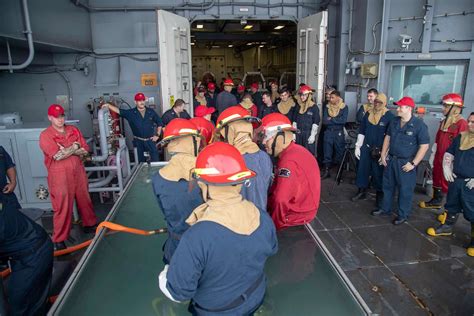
[91,108,110,162]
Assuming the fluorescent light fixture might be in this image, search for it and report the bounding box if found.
[243,25,253,30]
[228,44,233,48]
[274,25,285,30]
[259,45,264,48]
[196,24,204,29]
[212,45,220,48]
[246,42,253,46]
[191,42,195,45]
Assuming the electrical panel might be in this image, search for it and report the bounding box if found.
[360,63,378,79]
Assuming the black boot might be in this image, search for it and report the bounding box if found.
[375,191,384,209]
[321,165,331,179]
[419,187,444,209]
[351,188,367,201]
[54,242,67,251]
[468,224,474,257]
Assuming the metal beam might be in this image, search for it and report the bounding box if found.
[385,51,471,60]
[193,32,282,41]
[376,0,391,91]
[421,0,435,54]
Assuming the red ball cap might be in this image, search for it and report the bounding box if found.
[193,142,256,185]
[394,96,415,108]
[47,104,65,118]
[237,85,245,92]
[134,93,146,101]
[195,105,216,118]
[223,78,234,86]
[250,83,259,90]
[207,82,216,90]
[442,93,463,107]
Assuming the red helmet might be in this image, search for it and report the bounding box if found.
[298,85,313,95]
[223,78,234,86]
[207,82,216,90]
[159,118,201,146]
[190,117,215,145]
[442,93,463,107]
[259,113,296,142]
[237,84,245,92]
[193,142,256,185]
[250,82,259,90]
[215,106,261,131]
[134,93,146,101]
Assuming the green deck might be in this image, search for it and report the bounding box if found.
[49,164,370,315]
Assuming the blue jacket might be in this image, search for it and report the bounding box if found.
[242,151,273,212]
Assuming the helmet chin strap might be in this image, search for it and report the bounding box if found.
[270,130,285,157]
[193,136,198,157]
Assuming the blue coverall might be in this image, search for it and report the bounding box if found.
[242,150,273,212]
[294,105,321,156]
[0,194,53,316]
[152,172,203,264]
[120,107,163,162]
[355,111,395,191]
[322,105,348,165]
[380,116,430,219]
[0,146,20,209]
[216,91,238,114]
[444,134,474,223]
[166,209,278,315]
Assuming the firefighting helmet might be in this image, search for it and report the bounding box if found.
[223,79,234,86]
[442,93,463,107]
[190,117,214,145]
[193,142,256,185]
[159,118,202,147]
[298,85,313,95]
[215,106,261,132]
[259,113,296,142]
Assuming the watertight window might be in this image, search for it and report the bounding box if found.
[389,64,466,107]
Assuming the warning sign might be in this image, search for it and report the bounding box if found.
[141,73,158,86]
[170,95,175,107]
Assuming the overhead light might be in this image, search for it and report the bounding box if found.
[274,25,285,30]
[196,24,204,29]
[191,42,195,45]
[259,45,264,48]
[243,25,253,30]
[212,45,220,48]
[246,42,253,46]
[228,44,233,48]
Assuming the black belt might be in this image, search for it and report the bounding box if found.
[325,126,343,131]
[0,234,48,260]
[389,154,413,160]
[133,136,153,141]
[194,274,264,313]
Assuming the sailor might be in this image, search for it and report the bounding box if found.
[0,146,20,209]
[321,90,348,179]
[372,97,430,225]
[152,119,204,264]
[161,99,192,126]
[215,106,273,212]
[276,87,296,122]
[216,79,238,114]
[352,93,395,209]
[356,88,378,124]
[260,91,278,118]
[103,92,163,162]
[0,194,53,315]
[159,142,278,314]
[259,113,321,230]
[293,85,321,156]
[426,111,474,257]
[419,93,467,209]
[193,85,208,110]
[39,104,97,250]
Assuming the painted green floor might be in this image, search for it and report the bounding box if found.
[49,165,368,315]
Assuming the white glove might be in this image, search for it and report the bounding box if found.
[466,179,474,190]
[442,152,456,182]
[292,122,297,141]
[429,143,437,168]
[354,134,365,160]
[158,264,181,303]
[307,124,318,144]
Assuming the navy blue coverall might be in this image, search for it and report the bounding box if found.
[355,111,395,191]
[322,106,348,165]
[260,103,278,119]
[120,107,163,162]
[0,194,53,316]
[380,116,430,219]
[216,91,238,114]
[294,105,321,156]
[444,135,474,223]
[242,151,273,212]
[152,172,203,264]
[0,146,20,209]
[161,109,191,126]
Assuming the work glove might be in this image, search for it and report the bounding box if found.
[158,265,181,303]
[466,179,474,190]
[354,134,365,160]
[442,152,456,182]
[292,122,297,141]
[429,143,437,168]
[307,124,318,144]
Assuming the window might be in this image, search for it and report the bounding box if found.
[389,64,466,107]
